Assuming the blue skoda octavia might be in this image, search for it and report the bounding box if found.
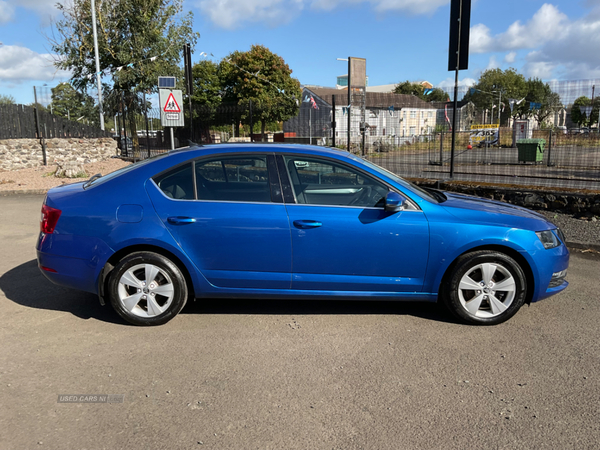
[37,144,569,326]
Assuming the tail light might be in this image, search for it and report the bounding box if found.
[41,204,62,234]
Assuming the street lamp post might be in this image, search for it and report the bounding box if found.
[337,58,350,151]
[90,0,105,131]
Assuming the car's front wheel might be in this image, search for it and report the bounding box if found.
[107,252,188,326]
[442,251,527,325]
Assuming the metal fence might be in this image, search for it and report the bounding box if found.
[365,129,600,191]
[0,104,112,139]
[117,100,600,191]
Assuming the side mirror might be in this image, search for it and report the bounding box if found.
[385,191,407,212]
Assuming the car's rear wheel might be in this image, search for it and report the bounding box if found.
[442,251,527,325]
[107,252,188,326]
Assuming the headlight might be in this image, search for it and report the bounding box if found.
[555,227,566,244]
[536,230,560,249]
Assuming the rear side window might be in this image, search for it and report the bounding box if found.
[153,163,194,200]
[196,155,271,203]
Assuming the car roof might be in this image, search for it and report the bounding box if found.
[168,143,364,163]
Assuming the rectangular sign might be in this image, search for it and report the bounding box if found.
[448,0,472,71]
[470,124,499,146]
[159,89,185,127]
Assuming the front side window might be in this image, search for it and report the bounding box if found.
[196,155,271,203]
[283,156,388,208]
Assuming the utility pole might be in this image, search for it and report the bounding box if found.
[347,57,351,151]
[183,43,194,142]
[448,0,472,178]
[498,90,502,126]
[90,0,104,131]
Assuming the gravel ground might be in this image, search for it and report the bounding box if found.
[539,210,600,247]
[1,158,599,247]
[0,157,131,192]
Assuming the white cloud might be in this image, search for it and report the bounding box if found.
[485,55,499,71]
[504,52,516,64]
[470,4,568,53]
[470,3,600,79]
[197,0,304,29]
[364,0,448,15]
[5,0,59,25]
[437,77,476,89]
[198,0,449,29]
[0,45,70,82]
[0,0,15,23]
[522,55,556,79]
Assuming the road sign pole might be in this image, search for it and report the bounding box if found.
[170,127,175,151]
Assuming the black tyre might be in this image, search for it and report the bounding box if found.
[441,251,527,325]
[107,252,188,326]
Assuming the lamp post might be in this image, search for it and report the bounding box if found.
[337,58,350,151]
[90,0,105,131]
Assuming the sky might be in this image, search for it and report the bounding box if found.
[1,0,600,106]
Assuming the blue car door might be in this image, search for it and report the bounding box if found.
[277,155,430,293]
[148,153,292,289]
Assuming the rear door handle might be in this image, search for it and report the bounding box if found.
[293,220,322,229]
[168,216,196,225]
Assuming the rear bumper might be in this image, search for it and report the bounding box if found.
[37,251,99,294]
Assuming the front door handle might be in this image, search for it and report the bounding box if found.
[293,220,322,229]
[168,216,197,225]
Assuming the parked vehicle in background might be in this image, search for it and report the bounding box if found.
[37,144,570,326]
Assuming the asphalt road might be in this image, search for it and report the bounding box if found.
[1,195,599,450]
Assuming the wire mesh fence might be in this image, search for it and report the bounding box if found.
[365,129,600,191]
[3,84,600,191]
[114,98,600,191]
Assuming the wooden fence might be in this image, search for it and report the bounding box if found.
[0,104,112,139]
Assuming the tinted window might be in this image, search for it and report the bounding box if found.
[196,156,271,203]
[283,156,388,208]
[154,163,195,200]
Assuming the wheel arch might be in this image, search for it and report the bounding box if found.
[437,244,535,305]
[99,244,198,305]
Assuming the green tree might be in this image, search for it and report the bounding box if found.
[463,68,528,125]
[0,94,16,105]
[525,78,563,126]
[190,59,223,134]
[393,81,448,102]
[191,60,222,108]
[29,102,47,112]
[219,45,301,140]
[50,0,198,145]
[50,83,97,123]
[570,96,600,127]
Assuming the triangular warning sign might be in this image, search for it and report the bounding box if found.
[163,93,181,113]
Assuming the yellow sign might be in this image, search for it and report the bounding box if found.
[471,124,499,130]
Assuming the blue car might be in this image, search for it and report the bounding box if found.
[37,144,569,326]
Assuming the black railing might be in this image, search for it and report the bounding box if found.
[0,104,112,140]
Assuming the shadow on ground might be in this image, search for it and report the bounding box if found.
[1,259,458,325]
[183,298,457,324]
[0,259,127,325]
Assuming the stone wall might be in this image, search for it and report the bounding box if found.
[0,138,118,171]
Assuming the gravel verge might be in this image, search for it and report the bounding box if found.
[0,157,131,193]
[539,210,600,250]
